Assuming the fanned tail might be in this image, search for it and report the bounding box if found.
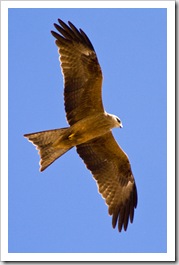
[24,128,72,171]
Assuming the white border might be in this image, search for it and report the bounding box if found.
[166,1,175,260]
[1,0,175,262]
[0,1,175,9]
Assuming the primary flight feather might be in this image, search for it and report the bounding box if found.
[24,19,137,232]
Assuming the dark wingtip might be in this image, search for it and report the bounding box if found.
[51,30,55,36]
[51,30,60,41]
[51,18,95,51]
[58,18,64,25]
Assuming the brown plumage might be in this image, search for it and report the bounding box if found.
[24,19,137,232]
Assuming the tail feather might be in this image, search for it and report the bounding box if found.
[24,128,72,171]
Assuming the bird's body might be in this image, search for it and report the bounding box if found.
[65,112,122,145]
[24,19,137,232]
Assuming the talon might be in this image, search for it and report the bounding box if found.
[68,133,75,140]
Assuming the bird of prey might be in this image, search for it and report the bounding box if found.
[24,19,137,232]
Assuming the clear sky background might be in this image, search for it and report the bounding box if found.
[8,8,167,253]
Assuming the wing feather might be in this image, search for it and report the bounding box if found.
[76,132,137,232]
[51,20,104,126]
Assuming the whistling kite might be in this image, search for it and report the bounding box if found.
[24,19,137,232]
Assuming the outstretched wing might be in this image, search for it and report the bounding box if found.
[51,19,104,126]
[76,132,137,232]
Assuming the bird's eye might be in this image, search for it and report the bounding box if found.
[116,118,121,124]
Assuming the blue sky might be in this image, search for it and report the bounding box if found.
[8,8,167,253]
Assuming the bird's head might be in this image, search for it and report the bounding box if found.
[114,115,123,128]
[107,113,123,128]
